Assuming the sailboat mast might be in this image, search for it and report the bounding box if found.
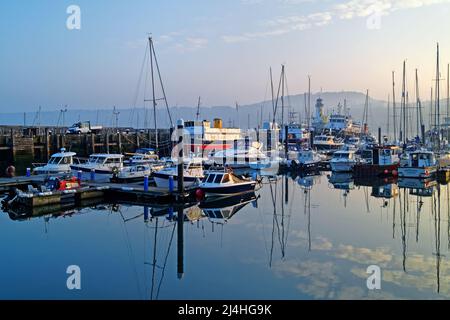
[415,69,423,138]
[392,71,397,142]
[281,65,285,129]
[270,67,275,124]
[308,75,311,130]
[387,94,390,140]
[401,61,406,144]
[436,43,441,134]
[436,43,441,150]
[149,37,159,152]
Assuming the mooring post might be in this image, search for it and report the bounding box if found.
[90,133,95,154]
[177,205,184,279]
[378,127,382,145]
[144,175,149,192]
[284,125,289,159]
[26,168,31,177]
[233,139,238,165]
[177,119,184,197]
[90,169,95,181]
[244,135,250,165]
[45,128,50,161]
[77,170,82,183]
[169,176,174,193]
[117,132,122,154]
[105,132,110,154]
[222,140,226,166]
[421,124,425,144]
[144,206,149,222]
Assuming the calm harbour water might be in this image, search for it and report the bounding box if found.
[0,172,449,300]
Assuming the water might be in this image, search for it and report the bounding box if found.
[1,172,449,300]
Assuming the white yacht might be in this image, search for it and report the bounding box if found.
[33,148,76,175]
[70,154,124,174]
[153,158,204,190]
[313,134,344,152]
[211,141,267,169]
[124,148,159,165]
[330,149,357,172]
[111,163,164,183]
[288,149,323,171]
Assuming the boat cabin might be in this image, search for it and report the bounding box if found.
[87,154,124,165]
[332,150,355,160]
[202,171,245,185]
[48,149,76,165]
[359,146,401,165]
[404,151,436,168]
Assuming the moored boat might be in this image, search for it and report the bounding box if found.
[353,145,401,177]
[330,149,357,172]
[71,154,124,174]
[198,169,257,198]
[398,150,437,179]
[33,148,76,175]
[153,158,204,190]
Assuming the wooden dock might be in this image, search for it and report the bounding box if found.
[0,174,196,209]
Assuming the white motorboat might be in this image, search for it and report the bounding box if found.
[313,134,344,152]
[111,163,164,183]
[211,141,267,169]
[330,149,357,172]
[124,148,159,165]
[153,158,204,190]
[70,153,124,174]
[288,149,323,171]
[33,148,76,175]
[198,169,256,198]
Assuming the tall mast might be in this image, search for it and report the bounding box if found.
[387,94,390,140]
[430,87,434,130]
[401,60,406,144]
[436,43,441,150]
[415,69,423,138]
[447,63,449,120]
[281,65,285,129]
[149,36,159,152]
[308,75,311,130]
[270,67,275,125]
[392,71,397,141]
[362,89,369,135]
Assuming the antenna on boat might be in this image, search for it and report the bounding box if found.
[195,96,201,121]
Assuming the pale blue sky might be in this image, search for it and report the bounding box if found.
[1,0,450,111]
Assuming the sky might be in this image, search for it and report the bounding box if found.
[1,0,450,112]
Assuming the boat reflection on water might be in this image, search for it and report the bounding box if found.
[199,192,258,225]
[327,172,354,191]
[398,177,437,197]
[1,197,111,222]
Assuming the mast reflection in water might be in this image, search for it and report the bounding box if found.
[1,172,450,299]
